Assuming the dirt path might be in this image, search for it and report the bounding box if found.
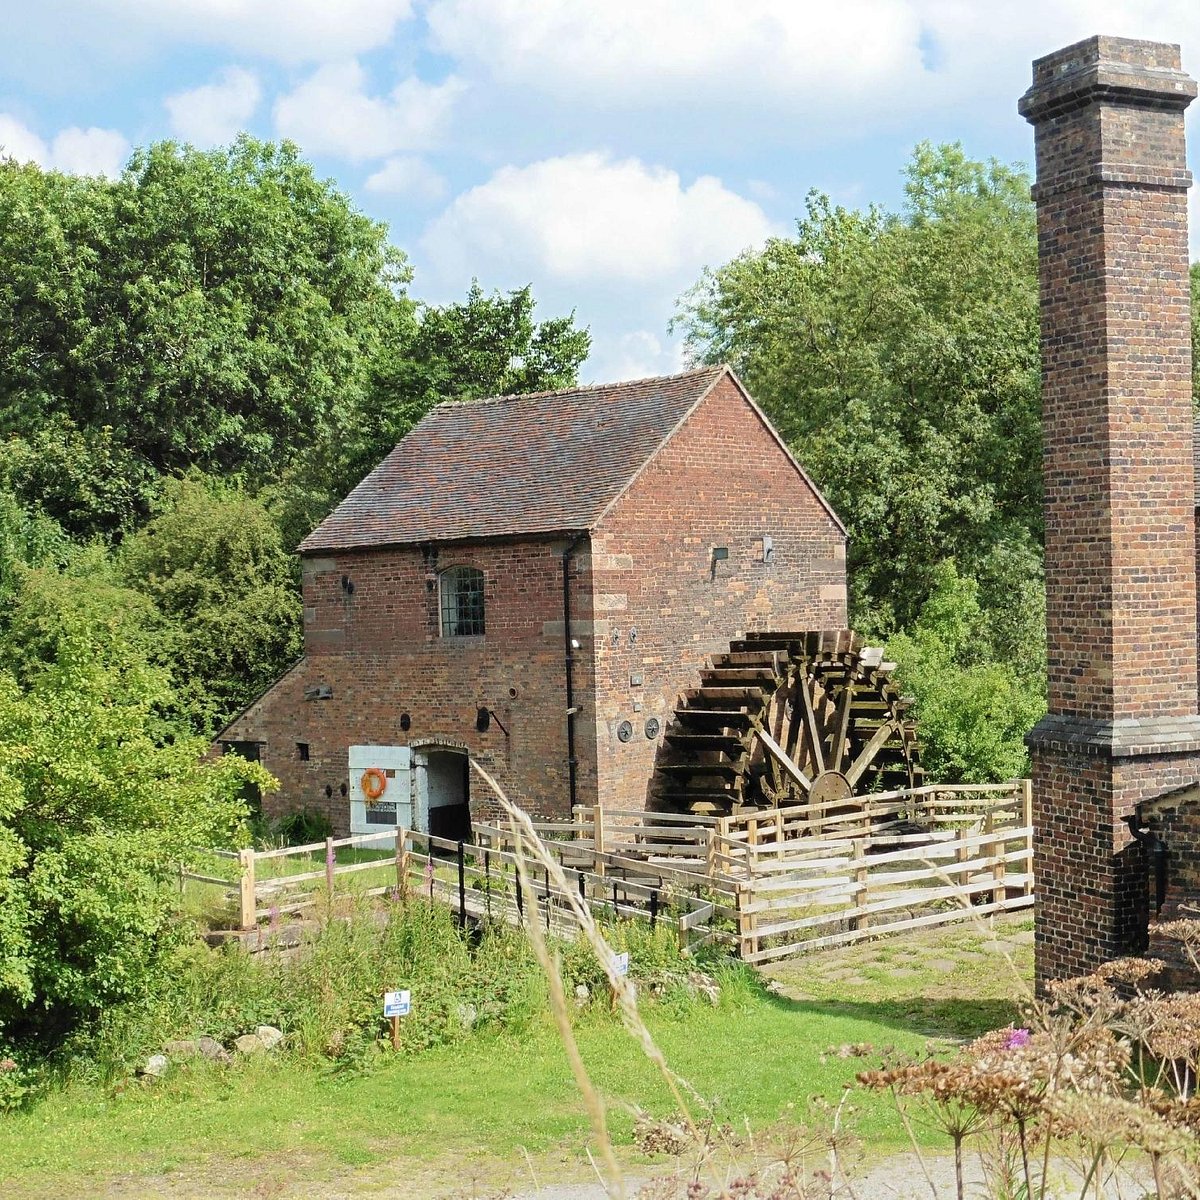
[81,1147,1149,1199]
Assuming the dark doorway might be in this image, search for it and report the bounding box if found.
[426,749,471,843]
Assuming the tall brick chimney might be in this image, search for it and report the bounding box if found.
[1020,37,1199,985]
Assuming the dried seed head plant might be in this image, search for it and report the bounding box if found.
[858,927,1200,1200]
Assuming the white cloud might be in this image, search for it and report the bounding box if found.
[425,0,1200,136]
[0,115,128,177]
[427,0,928,116]
[98,0,414,63]
[274,62,462,161]
[364,155,448,201]
[584,329,685,385]
[421,152,778,291]
[165,67,261,147]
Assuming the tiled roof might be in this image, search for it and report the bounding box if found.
[299,365,729,553]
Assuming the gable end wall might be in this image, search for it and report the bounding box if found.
[588,373,848,811]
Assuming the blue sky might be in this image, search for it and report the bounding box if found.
[2,1,1199,383]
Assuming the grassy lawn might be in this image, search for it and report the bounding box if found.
[0,917,1033,1198]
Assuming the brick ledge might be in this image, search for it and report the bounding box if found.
[1027,713,1200,758]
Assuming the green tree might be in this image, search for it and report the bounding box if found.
[118,477,303,734]
[678,143,1041,631]
[0,138,410,535]
[886,561,1046,782]
[274,282,591,543]
[0,562,265,1046]
[1192,261,1199,406]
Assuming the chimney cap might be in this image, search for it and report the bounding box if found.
[1019,35,1196,124]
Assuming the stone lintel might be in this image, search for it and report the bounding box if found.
[1027,713,1200,758]
[1019,36,1196,125]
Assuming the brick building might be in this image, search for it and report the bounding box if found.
[219,365,847,836]
[1020,36,1200,986]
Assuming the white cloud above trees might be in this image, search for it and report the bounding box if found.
[421,152,778,289]
[99,0,415,63]
[273,63,463,162]
[0,115,128,177]
[166,67,262,147]
[364,156,448,201]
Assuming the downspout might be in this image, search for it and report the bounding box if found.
[562,531,588,812]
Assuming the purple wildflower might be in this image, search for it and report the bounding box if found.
[1004,1028,1032,1050]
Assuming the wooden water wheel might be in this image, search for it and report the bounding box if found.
[649,629,922,818]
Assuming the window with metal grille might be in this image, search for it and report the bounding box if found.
[439,566,485,636]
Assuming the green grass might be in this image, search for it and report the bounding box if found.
[0,915,1036,1197]
[1,994,943,1196]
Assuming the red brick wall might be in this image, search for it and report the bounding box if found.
[588,373,847,811]
[222,536,599,832]
[1021,36,1200,986]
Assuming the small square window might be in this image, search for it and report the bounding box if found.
[296,742,310,761]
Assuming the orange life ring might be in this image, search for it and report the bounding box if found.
[360,767,387,802]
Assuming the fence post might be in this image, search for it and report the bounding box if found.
[238,847,256,931]
[1021,777,1034,896]
[457,840,467,929]
[991,817,1007,910]
[325,836,335,899]
[851,840,869,933]
[396,830,410,902]
[594,805,607,878]
[706,827,719,883]
[736,881,757,960]
[774,808,784,846]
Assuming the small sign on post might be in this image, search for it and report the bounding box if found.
[383,989,411,1049]
[609,951,629,1012]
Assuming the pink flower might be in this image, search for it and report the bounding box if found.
[1004,1028,1032,1050]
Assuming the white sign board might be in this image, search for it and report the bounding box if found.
[613,951,629,978]
[383,990,411,1018]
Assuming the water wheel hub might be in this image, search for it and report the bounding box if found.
[809,770,853,806]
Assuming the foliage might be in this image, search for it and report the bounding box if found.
[78,902,717,1081]
[274,806,334,846]
[0,139,409,535]
[0,489,69,604]
[0,567,267,1048]
[678,143,1041,632]
[118,476,302,733]
[886,560,1045,782]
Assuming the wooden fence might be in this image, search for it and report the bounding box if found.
[181,822,735,952]
[184,780,1033,962]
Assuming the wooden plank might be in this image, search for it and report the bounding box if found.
[753,727,813,791]
[743,894,1034,962]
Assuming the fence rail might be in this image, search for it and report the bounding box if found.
[184,779,1033,961]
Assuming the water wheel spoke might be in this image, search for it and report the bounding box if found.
[828,681,856,771]
[845,719,899,787]
[795,666,826,775]
[754,727,813,793]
